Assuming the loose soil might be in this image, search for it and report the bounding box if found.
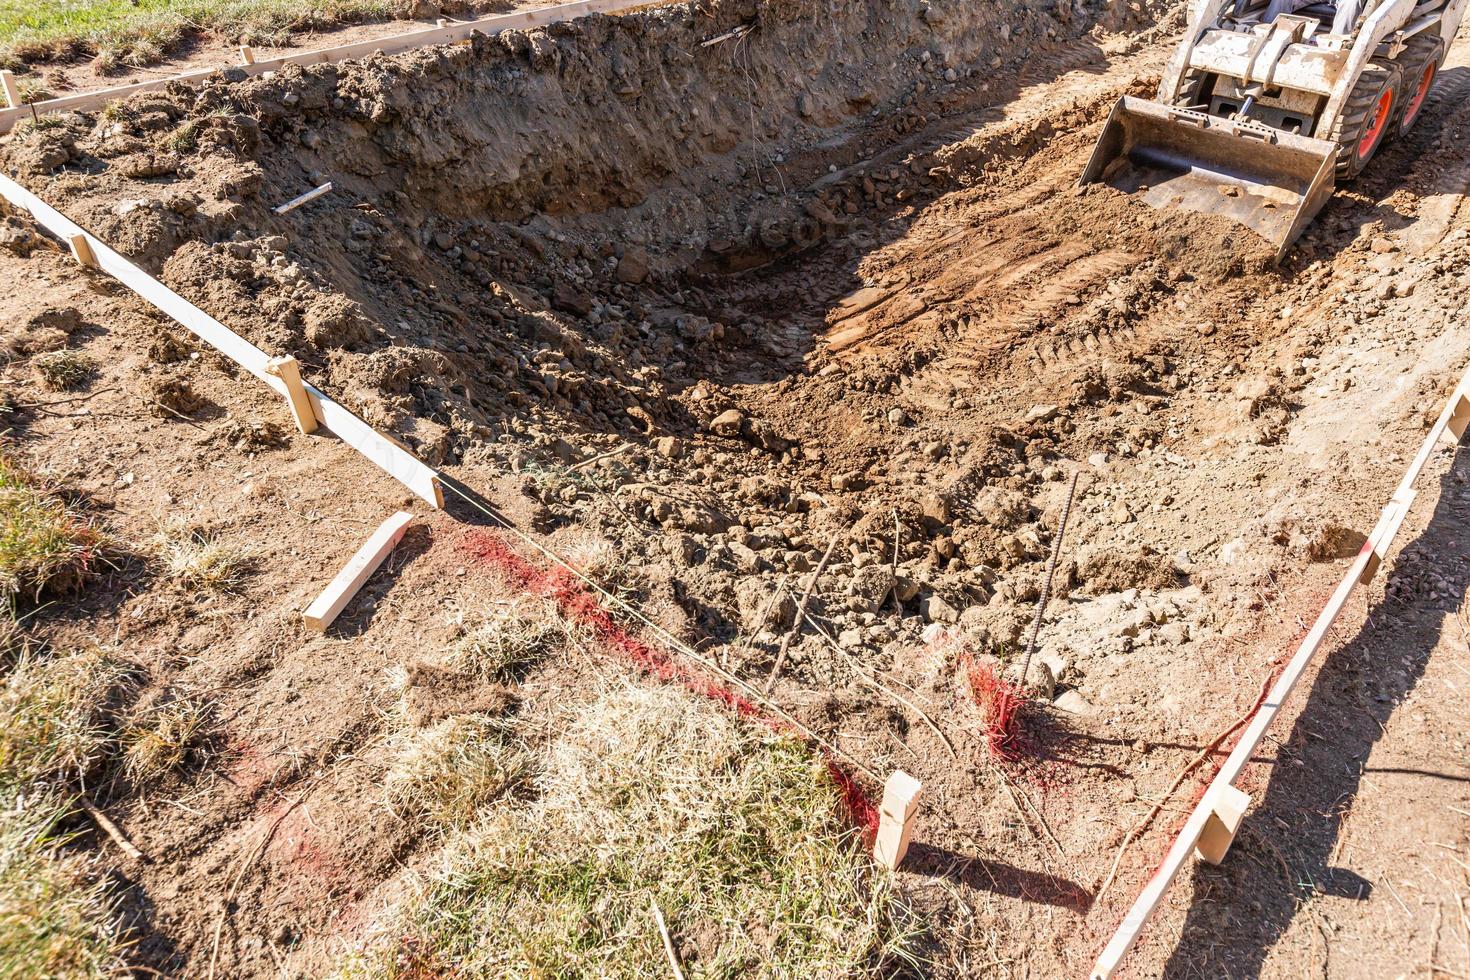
[2,0,1469,975]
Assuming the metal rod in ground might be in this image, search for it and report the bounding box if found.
[1021,469,1083,688]
[273,181,333,215]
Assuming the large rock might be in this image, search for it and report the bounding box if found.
[975,487,1033,529]
[920,593,960,624]
[847,565,895,612]
[709,409,746,438]
[615,247,650,284]
[552,280,594,317]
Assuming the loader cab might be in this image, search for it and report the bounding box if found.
[1178,3,1357,139]
[1229,0,1359,33]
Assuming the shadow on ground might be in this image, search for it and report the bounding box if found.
[1163,443,1470,977]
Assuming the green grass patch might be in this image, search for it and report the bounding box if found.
[0,648,130,787]
[0,787,130,980]
[342,683,920,979]
[0,649,133,979]
[0,458,104,604]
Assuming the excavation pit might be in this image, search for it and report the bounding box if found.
[4,0,1470,975]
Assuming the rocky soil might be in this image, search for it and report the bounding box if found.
[2,0,1469,975]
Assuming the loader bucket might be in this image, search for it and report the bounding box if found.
[1078,96,1338,262]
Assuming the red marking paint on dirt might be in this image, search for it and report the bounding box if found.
[962,654,1030,763]
[461,529,880,839]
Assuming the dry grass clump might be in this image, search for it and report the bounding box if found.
[385,714,525,832]
[0,649,130,789]
[150,520,250,593]
[446,600,564,682]
[0,458,104,603]
[120,693,213,785]
[0,789,130,979]
[344,683,918,978]
[0,650,133,977]
[554,528,651,610]
[31,350,95,391]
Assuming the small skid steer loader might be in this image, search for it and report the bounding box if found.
[1080,0,1468,259]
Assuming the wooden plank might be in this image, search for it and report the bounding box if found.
[0,70,18,110]
[303,511,413,631]
[0,173,443,508]
[1090,362,1470,980]
[0,0,664,134]
[873,770,921,869]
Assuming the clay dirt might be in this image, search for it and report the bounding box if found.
[1,0,1469,978]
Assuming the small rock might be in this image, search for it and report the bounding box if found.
[727,541,761,573]
[1052,690,1095,715]
[848,565,896,612]
[1369,236,1397,254]
[887,407,909,425]
[1157,621,1192,645]
[655,436,685,459]
[709,409,746,438]
[917,492,951,527]
[920,593,960,624]
[1006,660,1055,700]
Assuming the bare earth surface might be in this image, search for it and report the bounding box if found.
[1,0,1468,975]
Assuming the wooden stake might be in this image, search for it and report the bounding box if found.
[1194,784,1250,865]
[239,45,256,65]
[67,233,97,269]
[303,511,413,632]
[0,70,18,109]
[874,770,921,870]
[1360,490,1415,584]
[1446,391,1470,443]
[265,355,319,434]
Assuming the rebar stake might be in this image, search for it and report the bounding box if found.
[1020,469,1083,689]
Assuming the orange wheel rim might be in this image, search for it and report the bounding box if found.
[1405,62,1435,127]
[1358,89,1394,160]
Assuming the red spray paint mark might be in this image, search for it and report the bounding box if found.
[962,654,1029,764]
[461,530,880,840]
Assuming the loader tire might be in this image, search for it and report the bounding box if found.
[1327,62,1401,180]
[1395,34,1444,138]
[1167,66,1213,110]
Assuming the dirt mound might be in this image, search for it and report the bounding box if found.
[6,1,1470,976]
